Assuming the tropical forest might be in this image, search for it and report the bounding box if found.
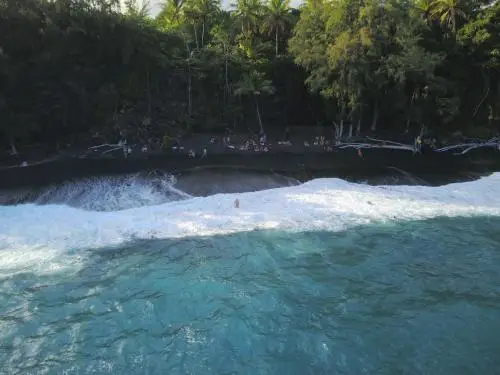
[0,0,499,154]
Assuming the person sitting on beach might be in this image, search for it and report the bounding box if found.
[188,149,196,158]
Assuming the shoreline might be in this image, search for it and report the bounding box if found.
[2,148,500,190]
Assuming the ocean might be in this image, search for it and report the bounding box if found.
[1,173,500,374]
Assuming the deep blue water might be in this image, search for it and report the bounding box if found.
[1,217,500,375]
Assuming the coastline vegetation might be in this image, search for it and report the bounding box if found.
[0,0,499,155]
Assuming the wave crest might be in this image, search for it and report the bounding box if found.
[1,174,500,259]
[0,172,191,211]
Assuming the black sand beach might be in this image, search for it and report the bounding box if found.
[1,146,499,191]
[2,129,500,191]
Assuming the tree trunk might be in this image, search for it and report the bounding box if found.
[275,29,279,56]
[187,55,192,117]
[225,49,229,93]
[188,71,192,116]
[405,90,416,133]
[348,122,353,139]
[334,120,344,140]
[356,111,362,136]
[185,42,192,116]
[371,102,379,131]
[224,56,229,104]
[451,9,456,34]
[255,97,264,134]
[9,136,18,156]
[193,25,199,50]
[147,69,151,116]
[473,71,490,119]
[201,22,205,48]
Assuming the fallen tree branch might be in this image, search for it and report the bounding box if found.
[365,137,410,147]
[88,143,122,150]
[435,143,476,152]
[459,142,500,155]
[337,143,415,152]
[435,138,500,153]
[101,147,124,155]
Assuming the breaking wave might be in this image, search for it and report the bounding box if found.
[1,173,500,277]
[0,172,190,211]
[0,170,299,211]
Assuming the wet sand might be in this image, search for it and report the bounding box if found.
[1,147,500,190]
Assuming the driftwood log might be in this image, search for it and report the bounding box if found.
[435,137,500,155]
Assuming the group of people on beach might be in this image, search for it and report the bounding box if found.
[187,130,339,158]
[186,132,273,157]
[188,148,208,158]
[179,132,435,159]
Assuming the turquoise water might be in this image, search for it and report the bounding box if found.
[1,217,500,374]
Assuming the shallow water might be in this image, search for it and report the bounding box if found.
[0,170,299,211]
[1,217,499,375]
[174,169,299,196]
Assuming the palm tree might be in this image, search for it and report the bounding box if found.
[234,70,275,133]
[122,0,151,19]
[414,0,435,25]
[232,0,263,35]
[184,0,220,48]
[210,15,237,100]
[432,0,467,34]
[156,0,185,31]
[262,0,292,56]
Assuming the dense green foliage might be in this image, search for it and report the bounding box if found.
[290,0,500,136]
[0,0,499,153]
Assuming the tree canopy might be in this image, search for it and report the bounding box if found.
[0,0,499,154]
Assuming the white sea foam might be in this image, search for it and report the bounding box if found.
[1,173,500,274]
[0,173,191,211]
